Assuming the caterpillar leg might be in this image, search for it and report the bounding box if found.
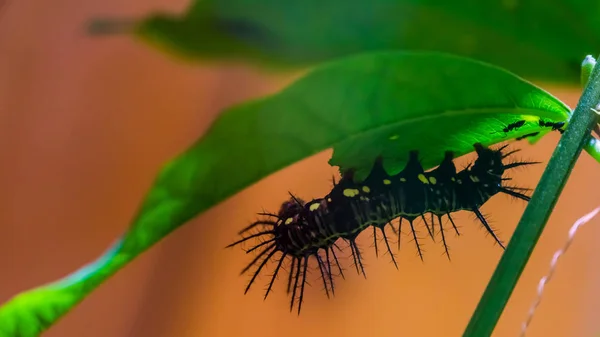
[348,239,367,278]
[503,161,540,170]
[316,253,332,298]
[244,245,278,294]
[264,253,287,300]
[396,218,403,250]
[372,224,399,269]
[472,208,505,249]
[499,186,531,201]
[372,226,379,258]
[297,257,309,315]
[407,219,424,261]
[324,249,337,294]
[380,226,398,269]
[332,243,345,279]
[286,257,297,294]
[421,214,435,240]
[436,215,451,261]
[289,256,308,314]
[226,230,275,249]
[446,213,460,236]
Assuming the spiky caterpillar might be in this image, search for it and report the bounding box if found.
[227,143,536,314]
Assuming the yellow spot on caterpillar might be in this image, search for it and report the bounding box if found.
[383,179,391,185]
[470,175,480,183]
[400,177,407,182]
[389,134,399,140]
[327,197,332,202]
[451,177,456,182]
[429,177,437,184]
[362,186,371,193]
[309,203,320,211]
[418,174,429,184]
[343,188,360,197]
[285,218,293,225]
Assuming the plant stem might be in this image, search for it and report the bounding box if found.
[462,56,600,337]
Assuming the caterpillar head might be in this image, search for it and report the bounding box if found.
[278,197,306,219]
[472,143,505,178]
[275,197,331,255]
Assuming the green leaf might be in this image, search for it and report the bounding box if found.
[0,52,572,336]
[91,0,600,83]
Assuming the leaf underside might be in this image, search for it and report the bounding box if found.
[0,52,572,336]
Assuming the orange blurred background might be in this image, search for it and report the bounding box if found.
[1,1,600,337]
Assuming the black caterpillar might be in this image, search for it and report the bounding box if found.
[227,143,536,314]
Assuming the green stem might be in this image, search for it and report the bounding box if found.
[462,56,600,336]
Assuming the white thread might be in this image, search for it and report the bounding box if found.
[520,206,600,337]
